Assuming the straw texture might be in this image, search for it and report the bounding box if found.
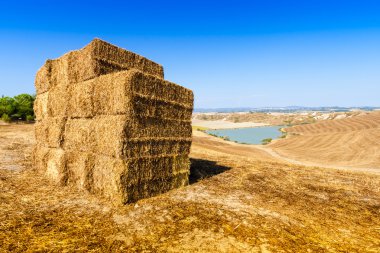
[34,39,193,204]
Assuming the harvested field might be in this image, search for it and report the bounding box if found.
[270,111,380,170]
[1,124,380,252]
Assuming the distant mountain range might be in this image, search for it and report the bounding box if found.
[194,106,380,113]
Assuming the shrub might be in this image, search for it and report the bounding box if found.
[0,93,35,122]
[222,136,230,141]
[26,115,35,122]
[13,94,35,120]
[261,138,272,145]
[0,96,15,116]
[1,113,11,122]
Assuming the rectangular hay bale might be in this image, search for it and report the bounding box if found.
[33,145,50,173]
[88,39,164,79]
[125,116,192,138]
[130,71,193,108]
[62,118,95,153]
[125,172,189,203]
[67,79,94,118]
[124,155,190,186]
[123,138,192,158]
[47,82,69,117]
[83,155,189,204]
[66,151,95,191]
[63,116,127,158]
[45,148,67,185]
[92,155,128,204]
[91,71,133,116]
[33,91,49,121]
[34,38,193,204]
[35,117,66,148]
[35,61,52,94]
[35,39,164,95]
[131,94,193,120]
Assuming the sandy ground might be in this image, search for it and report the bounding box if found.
[1,124,380,252]
[192,119,267,129]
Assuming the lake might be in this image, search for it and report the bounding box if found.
[206,126,285,145]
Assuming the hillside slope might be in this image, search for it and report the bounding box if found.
[270,111,380,169]
[1,124,380,252]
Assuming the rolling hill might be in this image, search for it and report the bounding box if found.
[270,111,380,169]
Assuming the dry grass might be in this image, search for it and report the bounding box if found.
[270,111,380,169]
[192,125,209,131]
[1,124,380,252]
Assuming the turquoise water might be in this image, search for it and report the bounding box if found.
[206,126,285,145]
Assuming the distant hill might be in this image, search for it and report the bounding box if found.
[194,106,380,113]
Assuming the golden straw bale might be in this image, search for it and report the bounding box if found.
[32,145,50,173]
[34,117,66,148]
[64,67,193,120]
[66,151,95,191]
[62,118,95,153]
[45,148,67,185]
[92,155,128,204]
[65,154,190,203]
[47,83,69,117]
[63,116,127,158]
[89,38,164,79]
[67,79,94,118]
[124,155,189,185]
[67,71,132,118]
[34,39,193,204]
[33,92,49,121]
[130,70,193,108]
[92,116,128,158]
[122,138,192,158]
[35,53,71,95]
[91,71,133,115]
[126,116,192,138]
[35,61,52,94]
[35,39,164,96]
[171,172,189,187]
[131,94,193,120]
[124,180,171,203]
[124,173,189,203]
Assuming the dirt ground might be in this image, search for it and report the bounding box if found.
[1,124,380,252]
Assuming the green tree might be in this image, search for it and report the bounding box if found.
[0,96,15,116]
[1,113,11,122]
[13,94,35,120]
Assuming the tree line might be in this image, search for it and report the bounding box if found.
[0,94,35,122]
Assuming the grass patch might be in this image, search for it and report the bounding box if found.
[192,125,210,131]
[261,138,272,145]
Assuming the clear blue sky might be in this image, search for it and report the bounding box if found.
[0,0,379,108]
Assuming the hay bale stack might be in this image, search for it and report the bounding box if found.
[34,39,193,204]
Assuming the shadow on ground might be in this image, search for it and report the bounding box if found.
[189,158,231,184]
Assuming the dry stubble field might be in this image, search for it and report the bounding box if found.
[270,111,380,170]
[1,118,380,252]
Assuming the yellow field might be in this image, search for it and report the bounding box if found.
[1,124,380,252]
[270,111,380,169]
